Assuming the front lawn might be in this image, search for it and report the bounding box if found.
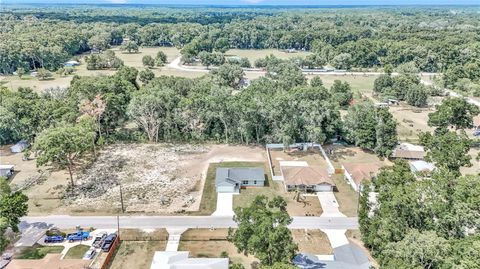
[64,244,91,259]
[16,244,64,259]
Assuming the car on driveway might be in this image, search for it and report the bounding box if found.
[92,232,107,248]
[44,235,64,243]
[101,233,117,252]
[83,248,97,260]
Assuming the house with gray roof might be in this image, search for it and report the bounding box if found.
[150,251,228,269]
[215,167,265,193]
[293,243,371,269]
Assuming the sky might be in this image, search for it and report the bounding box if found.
[2,0,480,5]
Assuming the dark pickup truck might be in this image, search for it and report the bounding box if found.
[101,233,117,252]
[92,232,107,248]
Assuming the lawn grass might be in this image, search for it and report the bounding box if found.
[196,161,265,215]
[16,244,64,259]
[108,241,167,269]
[307,74,378,93]
[64,244,91,259]
[331,175,359,217]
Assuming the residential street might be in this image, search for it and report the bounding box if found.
[21,215,358,230]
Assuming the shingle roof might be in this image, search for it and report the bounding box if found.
[281,166,334,186]
[215,167,265,186]
[391,143,425,159]
[342,163,384,187]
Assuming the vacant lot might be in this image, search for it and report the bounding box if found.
[108,241,167,269]
[292,229,332,255]
[307,74,377,93]
[6,143,264,215]
[226,48,311,63]
[179,229,258,269]
[325,145,390,169]
[389,104,435,142]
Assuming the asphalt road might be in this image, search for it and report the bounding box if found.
[21,215,359,230]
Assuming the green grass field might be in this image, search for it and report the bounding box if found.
[64,244,91,259]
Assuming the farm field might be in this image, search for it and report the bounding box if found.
[226,48,311,62]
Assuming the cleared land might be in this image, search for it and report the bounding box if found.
[292,229,332,255]
[269,148,328,176]
[179,228,258,269]
[108,241,167,269]
[389,104,435,142]
[226,48,311,63]
[4,144,264,215]
[306,74,377,93]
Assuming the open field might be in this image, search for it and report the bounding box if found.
[306,74,377,93]
[226,48,311,63]
[3,143,265,215]
[179,228,258,269]
[389,104,435,142]
[292,229,332,255]
[108,241,167,269]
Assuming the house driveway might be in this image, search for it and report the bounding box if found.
[317,192,346,217]
[212,193,234,217]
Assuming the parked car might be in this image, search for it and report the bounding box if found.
[92,232,107,248]
[66,231,90,242]
[101,233,117,252]
[82,248,97,260]
[44,235,64,243]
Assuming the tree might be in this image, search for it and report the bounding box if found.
[382,230,449,269]
[428,97,480,130]
[36,68,52,80]
[331,53,353,70]
[155,51,167,66]
[120,41,139,53]
[260,263,298,269]
[228,196,298,266]
[373,74,393,94]
[0,180,28,233]
[34,123,95,186]
[310,76,323,87]
[330,80,353,106]
[127,89,166,142]
[142,55,155,68]
[211,63,244,88]
[374,107,398,157]
[198,51,225,69]
[405,84,428,107]
[420,130,472,173]
[139,69,155,84]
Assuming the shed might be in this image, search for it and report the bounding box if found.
[0,165,14,178]
[10,140,28,153]
[215,167,265,193]
[342,163,384,192]
[410,160,435,176]
[391,143,425,160]
[281,166,334,192]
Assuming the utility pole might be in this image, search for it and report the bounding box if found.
[119,184,125,213]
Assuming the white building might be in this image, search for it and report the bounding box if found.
[0,165,14,178]
[150,251,228,269]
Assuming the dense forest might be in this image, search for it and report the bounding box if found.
[1,5,480,90]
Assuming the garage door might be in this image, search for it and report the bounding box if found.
[217,186,235,193]
[315,185,332,192]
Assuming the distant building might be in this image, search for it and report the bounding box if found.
[150,251,228,269]
[391,143,425,160]
[215,167,265,193]
[64,60,80,67]
[342,163,384,192]
[281,166,334,192]
[0,165,14,178]
[409,160,435,176]
[10,140,28,153]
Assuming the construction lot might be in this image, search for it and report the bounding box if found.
[1,144,265,215]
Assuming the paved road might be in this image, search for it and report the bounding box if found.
[21,215,358,230]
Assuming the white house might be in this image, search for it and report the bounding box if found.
[342,163,384,192]
[150,251,228,269]
[409,160,435,176]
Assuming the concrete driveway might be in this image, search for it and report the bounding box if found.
[212,193,234,216]
[317,192,346,217]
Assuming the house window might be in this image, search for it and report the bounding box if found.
[254,180,257,185]
[242,180,249,185]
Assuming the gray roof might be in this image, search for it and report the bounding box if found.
[215,167,265,186]
[293,244,371,269]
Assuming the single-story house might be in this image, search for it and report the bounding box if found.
[150,251,228,269]
[391,143,425,160]
[281,166,334,192]
[0,165,14,178]
[410,160,435,176]
[342,163,384,192]
[294,243,371,269]
[10,140,29,153]
[215,167,265,193]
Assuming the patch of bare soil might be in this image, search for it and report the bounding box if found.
[67,144,209,213]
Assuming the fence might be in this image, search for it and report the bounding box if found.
[88,235,120,269]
